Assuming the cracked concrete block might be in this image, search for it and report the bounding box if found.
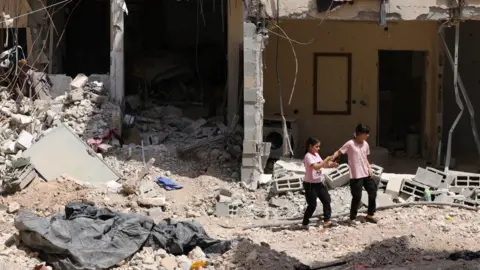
[413,167,443,188]
[400,178,432,199]
[15,130,33,150]
[325,163,350,188]
[273,175,303,193]
[385,176,405,198]
[70,73,88,89]
[449,186,464,194]
[451,172,480,187]
[434,193,454,203]
[460,188,475,199]
[425,167,455,188]
[215,202,238,217]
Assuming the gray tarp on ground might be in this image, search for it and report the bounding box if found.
[14,202,237,270]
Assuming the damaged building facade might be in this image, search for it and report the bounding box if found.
[241,0,480,189]
[3,0,480,189]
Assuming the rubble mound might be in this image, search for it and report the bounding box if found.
[1,179,91,215]
[213,239,301,270]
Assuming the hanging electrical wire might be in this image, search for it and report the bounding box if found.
[274,0,294,157]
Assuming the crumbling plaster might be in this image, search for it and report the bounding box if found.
[261,0,480,20]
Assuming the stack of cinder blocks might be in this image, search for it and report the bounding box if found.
[271,159,304,194]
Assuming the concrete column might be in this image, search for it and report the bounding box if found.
[241,22,267,190]
[109,0,126,103]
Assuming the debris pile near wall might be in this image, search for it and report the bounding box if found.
[0,71,120,193]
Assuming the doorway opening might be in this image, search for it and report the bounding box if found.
[377,50,427,157]
[124,0,228,121]
[63,0,110,77]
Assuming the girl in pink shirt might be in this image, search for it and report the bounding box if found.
[332,124,377,225]
[302,137,339,228]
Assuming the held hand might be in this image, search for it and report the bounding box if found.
[330,162,339,168]
[369,169,374,177]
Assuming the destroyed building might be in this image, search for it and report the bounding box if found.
[1,0,480,190]
[243,0,480,189]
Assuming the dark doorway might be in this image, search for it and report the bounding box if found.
[377,50,427,157]
[63,0,110,76]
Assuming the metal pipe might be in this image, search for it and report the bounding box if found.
[444,23,463,173]
[440,24,480,171]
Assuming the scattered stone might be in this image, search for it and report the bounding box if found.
[70,74,88,89]
[161,256,178,270]
[137,197,167,207]
[147,207,164,222]
[7,202,20,214]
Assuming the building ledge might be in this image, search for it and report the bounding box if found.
[261,0,480,20]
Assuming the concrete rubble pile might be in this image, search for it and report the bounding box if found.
[122,96,243,168]
[114,246,216,270]
[0,72,119,193]
[211,158,480,220]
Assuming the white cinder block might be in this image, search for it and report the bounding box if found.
[385,176,405,198]
[325,163,350,188]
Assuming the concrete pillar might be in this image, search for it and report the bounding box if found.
[241,22,267,190]
[109,0,126,103]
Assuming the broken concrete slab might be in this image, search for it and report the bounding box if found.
[15,130,33,150]
[22,123,120,184]
[425,167,455,188]
[48,74,72,98]
[413,167,443,188]
[434,193,455,203]
[70,74,88,89]
[3,164,37,193]
[274,158,305,176]
[385,175,406,198]
[69,89,84,102]
[361,190,393,208]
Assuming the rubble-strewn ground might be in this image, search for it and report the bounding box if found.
[0,75,479,269]
[2,152,480,269]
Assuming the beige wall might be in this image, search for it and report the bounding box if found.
[263,20,440,158]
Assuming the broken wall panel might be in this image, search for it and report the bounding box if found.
[22,124,120,184]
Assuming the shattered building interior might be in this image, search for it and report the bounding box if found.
[377,50,427,157]
[63,0,232,121]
